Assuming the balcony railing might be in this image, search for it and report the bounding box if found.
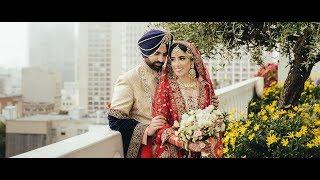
[12,77,264,158]
[216,77,264,118]
[12,125,123,158]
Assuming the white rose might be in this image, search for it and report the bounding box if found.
[181,113,189,122]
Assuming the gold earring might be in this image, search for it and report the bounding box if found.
[189,63,196,79]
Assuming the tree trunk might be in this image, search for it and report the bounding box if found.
[279,61,313,108]
[279,29,316,108]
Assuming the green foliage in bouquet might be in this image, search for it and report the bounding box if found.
[223,80,320,158]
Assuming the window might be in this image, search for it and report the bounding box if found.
[60,127,66,136]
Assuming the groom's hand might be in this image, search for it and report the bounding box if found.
[147,115,167,136]
[213,95,219,108]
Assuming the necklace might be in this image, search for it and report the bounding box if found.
[177,79,197,89]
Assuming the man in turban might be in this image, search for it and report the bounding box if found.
[107,29,219,158]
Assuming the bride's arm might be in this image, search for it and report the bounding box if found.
[164,130,203,152]
[167,134,185,149]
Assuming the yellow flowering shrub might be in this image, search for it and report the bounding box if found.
[223,80,320,158]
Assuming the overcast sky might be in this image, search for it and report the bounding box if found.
[0,22,28,69]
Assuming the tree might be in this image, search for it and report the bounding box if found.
[157,22,320,107]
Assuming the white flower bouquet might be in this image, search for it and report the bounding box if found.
[173,105,226,155]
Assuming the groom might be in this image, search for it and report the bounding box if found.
[107,29,219,158]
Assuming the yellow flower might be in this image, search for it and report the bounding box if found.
[269,106,276,114]
[304,81,311,89]
[239,126,247,135]
[314,104,320,114]
[223,146,229,154]
[266,134,279,146]
[240,112,245,119]
[250,102,256,106]
[260,109,267,116]
[230,138,236,149]
[253,124,260,131]
[279,109,287,115]
[287,112,296,119]
[245,120,252,128]
[229,108,236,121]
[295,131,302,138]
[313,129,320,137]
[223,135,230,145]
[306,142,315,148]
[300,126,308,135]
[271,113,280,121]
[301,112,310,119]
[272,100,277,106]
[314,136,320,146]
[248,112,254,118]
[315,120,320,126]
[262,115,268,121]
[281,139,289,147]
[293,106,299,112]
[288,132,295,139]
[248,133,255,141]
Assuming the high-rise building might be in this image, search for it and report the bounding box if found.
[21,67,62,116]
[28,22,76,82]
[209,50,278,88]
[77,22,121,114]
[121,22,149,73]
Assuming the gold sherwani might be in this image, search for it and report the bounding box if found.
[108,61,160,158]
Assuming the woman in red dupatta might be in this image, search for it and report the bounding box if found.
[141,41,223,158]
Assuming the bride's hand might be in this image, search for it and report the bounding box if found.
[188,141,206,152]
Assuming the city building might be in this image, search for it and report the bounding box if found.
[5,114,105,157]
[21,67,62,116]
[77,22,121,114]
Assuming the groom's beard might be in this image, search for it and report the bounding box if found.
[145,60,164,72]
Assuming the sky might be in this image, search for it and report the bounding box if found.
[0,22,28,69]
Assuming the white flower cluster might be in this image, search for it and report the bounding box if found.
[174,105,226,143]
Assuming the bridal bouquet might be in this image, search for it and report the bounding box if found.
[173,105,226,153]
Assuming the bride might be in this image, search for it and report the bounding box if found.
[141,41,223,158]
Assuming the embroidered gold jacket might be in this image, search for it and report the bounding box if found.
[109,61,159,124]
[108,61,160,158]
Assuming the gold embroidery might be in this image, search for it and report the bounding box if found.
[158,144,179,158]
[198,80,207,109]
[107,108,130,119]
[138,67,152,105]
[138,63,159,106]
[169,77,187,120]
[126,123,148,158]
[161,128,174,146]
